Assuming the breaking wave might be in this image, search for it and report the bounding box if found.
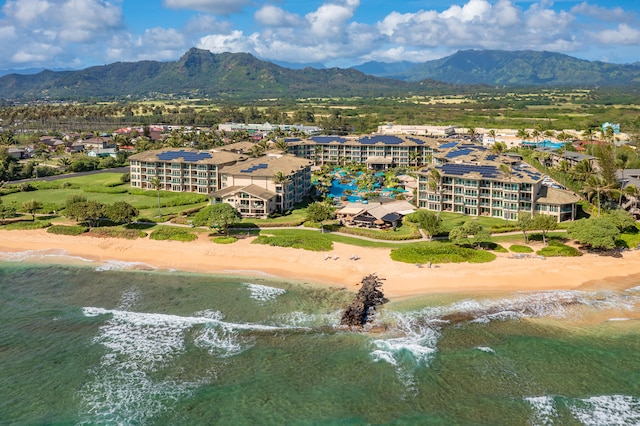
[526,394,640,426]
[0,249,93,263]
[369,289,639,396]
[244,282,286,302]
[78,291,304,424]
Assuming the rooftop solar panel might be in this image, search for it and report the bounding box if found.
[157,150,212,162]
[440,142,458,149]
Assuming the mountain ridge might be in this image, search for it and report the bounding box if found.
[1,48,638,101]
[352,49,640,86]
[0,48,455,101]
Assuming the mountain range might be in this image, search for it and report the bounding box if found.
[0,48,638,101]
[353,50,640,85]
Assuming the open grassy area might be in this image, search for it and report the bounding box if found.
[253,230,333,251]
[438,212,517,233]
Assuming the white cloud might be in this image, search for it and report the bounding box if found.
[590,24,640,45]
[163,0,251,14]
[0,0,638,70]
[185,14,230,34]
[306,0,359,39]
[10,41,63,64]
[0,0,124,68]
[255,5,300,27]
[198,30,256,53]
[571,2,630,23]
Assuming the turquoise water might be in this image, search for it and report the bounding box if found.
[1,253,640,425]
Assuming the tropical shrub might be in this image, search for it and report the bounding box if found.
[536,241,582,257]
[509,244,534,253]
[212,236,238,244]
[149,227,197,242]
[390,243,496,264]
[47,225,88,236]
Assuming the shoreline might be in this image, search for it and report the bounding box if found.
[2,229,640,301]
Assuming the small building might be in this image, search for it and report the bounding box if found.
[337,200,416,229]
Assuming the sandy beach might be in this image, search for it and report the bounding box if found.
[3,229,640,301]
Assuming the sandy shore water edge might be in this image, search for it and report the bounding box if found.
[2,229,640,303]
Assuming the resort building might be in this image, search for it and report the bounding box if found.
[376,123,457,136]
[218,122,321,135]
[534,147,600,171]
[129,148,245,194]
[416,143,580,222]
[284,134,440,169]
[211,154,313,218]
[129,148,313,218]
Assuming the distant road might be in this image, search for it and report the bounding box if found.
[7,166,130,184]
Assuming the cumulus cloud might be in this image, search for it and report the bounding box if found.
[0,0,638,70]
[198,30,256,54]
[163,0,251,15]
[0,0,124,68]
[571,2,630,23]
[589,24,640,45]
[255,5,300,27]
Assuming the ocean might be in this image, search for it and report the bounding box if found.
[1,251,640,425]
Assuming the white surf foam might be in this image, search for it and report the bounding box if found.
[525,394,640,426]
[570,395,640,426]
[0,249,93,263]
[244,282,286,302]
[79,306,301,424]
[95,260,156,272]
[425,290,640,324]
[525,396,558,426]
[475,346,495,354]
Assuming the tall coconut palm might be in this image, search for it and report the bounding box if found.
[150,176,162,218]
[274,138,288,153]
[516,128,530,141]
[427,168,444,218]
[583,175,614,216]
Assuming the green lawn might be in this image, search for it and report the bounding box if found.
[2,188,158,208]
[438,212,516,233]
[49,173,125,187]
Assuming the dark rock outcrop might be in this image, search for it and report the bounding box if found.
[340,274,388,328]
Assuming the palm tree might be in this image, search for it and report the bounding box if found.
[516,128,530,141]
[531,127,541,143]
[273,171,290,211]
[571,159,595,182]
[427,168,444,218]
[274,138,288,153]
[467,127,477,141]
[409,150,421,168]
[487,129,496,142]
[583,175,614,216]
[150,176,162,218]
[250,144,265,158]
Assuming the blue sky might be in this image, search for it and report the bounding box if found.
[0,0,638,70]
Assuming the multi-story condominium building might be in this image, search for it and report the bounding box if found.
[284,134,440,168]
[211,154,313,218]
[218,122,321,135]
[129,148,244,194]
[129,148,312,218]
[416,143,580,222]
[376,123,457,136]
